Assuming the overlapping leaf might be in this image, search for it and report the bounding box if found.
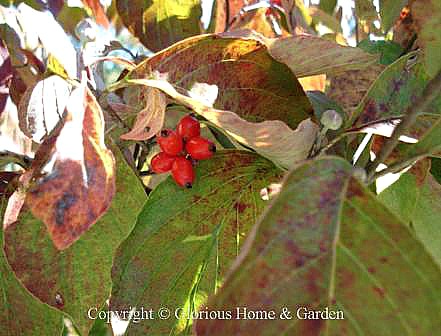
[81,0,110,27]
[0,198,63,336]
[14,3,77,78]
[350,52,441,129]
[19,84,116,250]
[116,0,202,52]
[3,143,146,335]
[125,33,316,167]
[110,151,282,335]
[130,77,318,168]
[266,34,378,77]
[120,87,167,141]
[18,75,71,143]
[196,157,441,335]
[410,0,441,77]
[130,33,312,127]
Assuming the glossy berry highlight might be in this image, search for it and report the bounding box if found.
[185,136,216,160]
[150,152,176,173]
[157,129,184,156]
[177,114,201,141]
[172,157,195,188]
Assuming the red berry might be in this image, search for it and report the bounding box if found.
[150,152,176,173]
[185,137,216,160]
[171,157,195,188]
[157,129,184,156]
[177,114,200,141]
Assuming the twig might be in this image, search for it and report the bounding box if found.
[370,154,428,181]
[365,70,441,182]
[224,0,230,32]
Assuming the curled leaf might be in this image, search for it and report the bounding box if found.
[129,78,318,168]
[18,75,71,143]
[120,87,167,141]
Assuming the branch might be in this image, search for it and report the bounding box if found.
[365,70,441,181]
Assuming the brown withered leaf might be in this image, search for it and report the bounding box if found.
[24,84,115,250]
[120,87,167,141]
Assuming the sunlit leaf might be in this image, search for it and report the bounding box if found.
[25,84,115,250]
[116,0,203,52]
[81,0,110,27]
[111,150,282,335]
[309,5,342,33]
[18,75,71,143]
[122,33,315,167]
[129,77,318,169]
[196,157,441,335]
[14,3,77,78]
[266,34,378,77]
[4,142,146,335]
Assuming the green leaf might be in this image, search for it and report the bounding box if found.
[318,0,337,15]
[379,0,407,32]
[431,158,441,184]
[110,150,282,335]
[410,0,441,78]
[3,143,146,335]
[355,0,378,22]
[402,115,441,159]
[116,0,203,52]
[266,35,378,77]
[0,197,63,336]
[358,39,404,65]
[378,173,441,267]
[196,157,441,335]
[306,90,345,123]
[350,52,441,128]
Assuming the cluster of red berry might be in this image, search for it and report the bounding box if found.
[150,114,216,188]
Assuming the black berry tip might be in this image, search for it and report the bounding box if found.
[160,129,170,137]
[209,144,217,153]
[185,182,193,189]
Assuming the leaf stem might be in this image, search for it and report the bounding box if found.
[365,70,441,182]
[0,151,33,169]
[369,154,428,182]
